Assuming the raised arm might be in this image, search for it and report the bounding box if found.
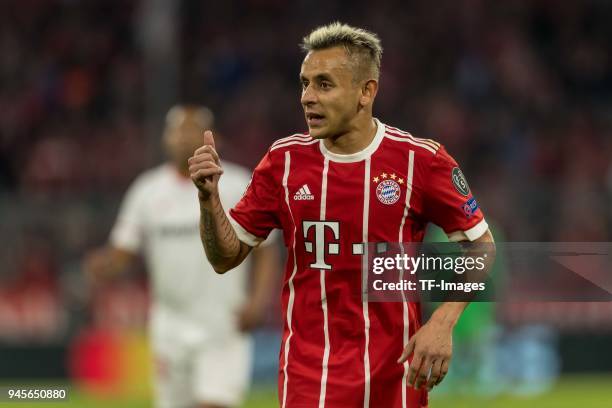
[189,130,252,273]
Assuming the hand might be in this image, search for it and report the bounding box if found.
[188,130,224,205]
[397,318,453,391]
[236,301,266,333]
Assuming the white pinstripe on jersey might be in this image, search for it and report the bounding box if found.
[361,157,372,408]
[281,151,299,408]
[318,158,331,408]
[398,150,415,408]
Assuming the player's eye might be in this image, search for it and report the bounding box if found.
[320,81,332,89]
[301,80,309,89]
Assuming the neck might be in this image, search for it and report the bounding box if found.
[173,163,190,179]
[323,116,377,155]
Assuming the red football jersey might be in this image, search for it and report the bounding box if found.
[229,119,488,408]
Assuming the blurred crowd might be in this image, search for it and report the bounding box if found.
[0,0,611,341]
[183,0,612,243]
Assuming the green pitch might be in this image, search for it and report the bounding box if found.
[1,375,611,407]
[243,377,612,408]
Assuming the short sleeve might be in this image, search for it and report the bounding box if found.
[421,146,488,242]
[109,177,147,253]
[229,150,281,247]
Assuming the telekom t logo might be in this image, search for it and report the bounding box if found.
[302,221,340,270]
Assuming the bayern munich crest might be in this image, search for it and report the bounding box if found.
[375,179,401,205]
[372,172,404,205]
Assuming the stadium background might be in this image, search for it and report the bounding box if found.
[0,0,611,406]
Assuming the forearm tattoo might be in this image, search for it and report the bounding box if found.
[200,198,240,267]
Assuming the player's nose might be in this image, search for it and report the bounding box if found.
[301,84,317,106]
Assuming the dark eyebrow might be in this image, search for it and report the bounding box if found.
[315,74,333,82]
[300,73,333,82]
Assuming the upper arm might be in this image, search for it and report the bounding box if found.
[110,175,149,252]
[421,146,488,242]
[456,227,496,280]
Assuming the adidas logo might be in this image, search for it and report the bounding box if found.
[294,184,314,200]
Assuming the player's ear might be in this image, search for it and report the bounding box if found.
[360,79,378,106]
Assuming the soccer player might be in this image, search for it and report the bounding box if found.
[189,23,495,408]
[85,105,279,408]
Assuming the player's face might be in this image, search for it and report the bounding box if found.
[300,47,363,139]
[164,124,204,172]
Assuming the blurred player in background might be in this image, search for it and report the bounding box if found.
[190,23,495,408]
[85,105,279,408]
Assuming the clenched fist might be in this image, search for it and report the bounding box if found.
[189,130,224,205]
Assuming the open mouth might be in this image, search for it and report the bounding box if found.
[306,112,325,126]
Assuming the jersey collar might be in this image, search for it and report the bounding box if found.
[318,118,385,163]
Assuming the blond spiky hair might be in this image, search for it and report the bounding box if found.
[301,22,383,81]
